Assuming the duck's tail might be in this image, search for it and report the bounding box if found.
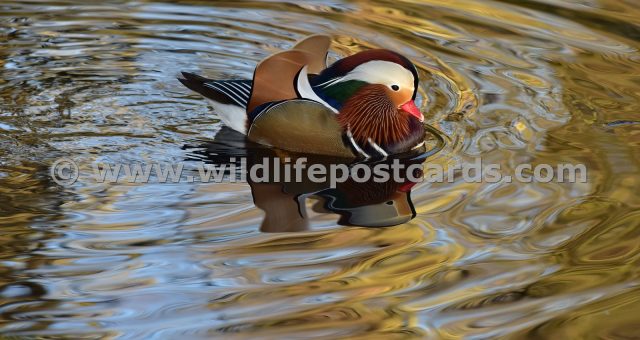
[178,72,250,134]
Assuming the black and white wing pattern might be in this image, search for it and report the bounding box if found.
[178,72,252,109]
[203,80,252,108]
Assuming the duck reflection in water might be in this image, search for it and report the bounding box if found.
[189,127,440,232]
[251,161,422,232]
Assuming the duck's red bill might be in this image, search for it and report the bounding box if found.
[401,100,424,122]
[398,181,417,192]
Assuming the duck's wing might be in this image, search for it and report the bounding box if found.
[247,49,336,115]
[246,50,310,114]
[292,34,331,74]
[178,72,251,133]
[179,72,251,108]
[247,99,355,158]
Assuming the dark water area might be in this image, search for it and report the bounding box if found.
[1,0,639,338]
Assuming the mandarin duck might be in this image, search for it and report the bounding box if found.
[179,34,426,159]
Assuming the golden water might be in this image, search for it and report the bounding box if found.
[1,0,639,338]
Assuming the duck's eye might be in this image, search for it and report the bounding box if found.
[391,85,400,91]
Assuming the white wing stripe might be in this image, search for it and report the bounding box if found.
[215,82,248,105]
[205,83,245,107]
[296,66,337,113]
[315,76,342,88]
[236,82,252,90]
[368,138,388,157]
[217,82,250,105]
[346,129,369,159]
[226,81,250,96]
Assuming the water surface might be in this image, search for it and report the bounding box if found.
[1,0,639,338]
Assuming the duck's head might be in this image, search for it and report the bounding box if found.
[311,49,424,146]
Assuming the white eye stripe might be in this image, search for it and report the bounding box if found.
[338,60,415,90]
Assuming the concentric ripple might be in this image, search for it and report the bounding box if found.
[1,0,639,338]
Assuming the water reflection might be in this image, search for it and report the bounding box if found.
[1,0,639,338]
[189,126,444,231]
